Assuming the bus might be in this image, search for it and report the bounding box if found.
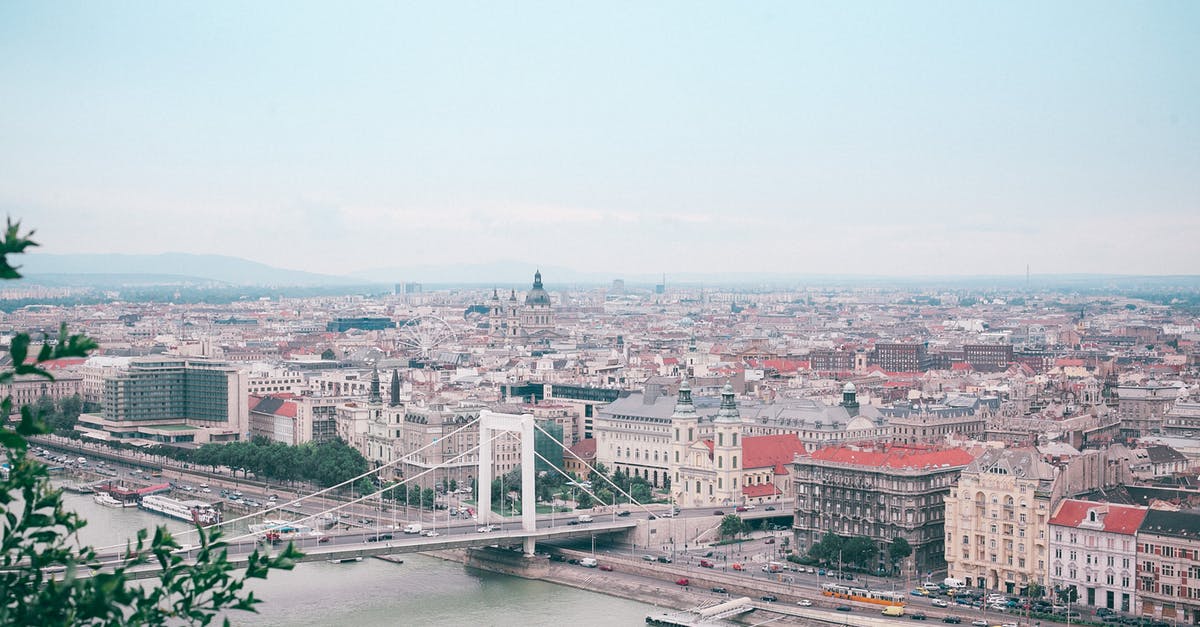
[821,583,906,607]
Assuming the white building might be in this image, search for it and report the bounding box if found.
[1048,500,1148,613]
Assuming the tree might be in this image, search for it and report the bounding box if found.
[448,479,458,493]
[1057,586,1079,604]
[842,537,877,568]
[807,532,844,564]
[719,514,749,539]
[1026,583,1045,599]
[889,537,912,570]
[0,219,301,626]
[421,487,436,509]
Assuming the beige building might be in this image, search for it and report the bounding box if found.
[944,448,1056,593]
[1136,510,1200,626]
[1118,384,1180,439]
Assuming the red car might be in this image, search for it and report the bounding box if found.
[735,506,748,512]
[765,538,775,544]
[318,536,331,543]
[699,559,715,568]
[732,563,745,571]
[599,564,613,571]
[676,578,689,586]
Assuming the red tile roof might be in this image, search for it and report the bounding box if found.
[743,434,807,469]
[1048,500,1148,535]
[568,438,597,461]
[742,483,782,498]
[808,445,976,470]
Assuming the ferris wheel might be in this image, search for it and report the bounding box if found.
[395,315,457,360]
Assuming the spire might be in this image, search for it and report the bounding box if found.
[671,377,697,420]
[389,368,401,406]
[533,270,543,289]
[715,381,740,423]
[369,366,381,405]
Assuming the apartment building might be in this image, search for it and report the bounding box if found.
[1048,500,1147,613]
[944,448,1056,593]
[793,444,975,573]
[1136,510,1200,626]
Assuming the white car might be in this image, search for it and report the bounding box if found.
[932,599,949,608]
[424,530,440,537]
[477,525,495,533]
[798,599,813,607]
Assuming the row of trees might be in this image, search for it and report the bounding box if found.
[807,531,912,571]
[31,394,86,435]
[151,437,369,489]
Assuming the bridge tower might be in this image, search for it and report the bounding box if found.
[477,409,538,555]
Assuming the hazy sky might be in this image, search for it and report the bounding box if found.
[2,2,1197,278]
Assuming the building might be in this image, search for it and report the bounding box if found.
[1136,509,1200,626]
[740,383,891,452]
[248,394,342,446]
[881,397,995,445]
[76,356,248,446]
[962,344,1014,373]
[325,317,396,332]
[595,381,698,488]
[671,380,806,509]
[1118,384,1180,440]
[793,444,976,574]
[488,271,557,343]
[1048,500,1147,613]
[1162,402,1200,438]
[944,447,1057,593]
[563,438,597,479]
[0,372,83,409]
[872,343,927,373]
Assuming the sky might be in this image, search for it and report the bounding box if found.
[1,2,1197,279]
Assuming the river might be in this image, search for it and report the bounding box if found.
[61,490,663,626]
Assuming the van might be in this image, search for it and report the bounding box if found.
[577,514,593,523]
[580,558,597,568]
[882,605,906,616]
[944,577,966,589]
[403,523,423,534]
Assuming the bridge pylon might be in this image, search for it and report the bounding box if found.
[476,410,537,556]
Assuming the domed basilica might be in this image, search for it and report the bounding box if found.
[487,270,557,344]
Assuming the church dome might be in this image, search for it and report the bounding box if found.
[524,270,552,306]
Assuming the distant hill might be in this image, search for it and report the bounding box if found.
[21,253,355,287]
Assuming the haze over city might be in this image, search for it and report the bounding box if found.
[2,2,1198,278]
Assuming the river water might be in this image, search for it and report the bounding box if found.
[62,490,662,626]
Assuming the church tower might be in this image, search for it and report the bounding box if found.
[669,377,698,505]
[712,382,741,506]
[488,288,504,340]
[507,289,520,337]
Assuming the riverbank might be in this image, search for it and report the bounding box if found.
[423,547,809,625]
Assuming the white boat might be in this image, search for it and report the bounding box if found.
[329,556,362,564]
[249,519,321,540]
[139,495,221,525]
[93,493,123,507]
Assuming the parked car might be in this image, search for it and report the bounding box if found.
[818,569,826,576]
[1097,609,1114,617]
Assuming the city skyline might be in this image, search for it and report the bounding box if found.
[2,2,1197,277]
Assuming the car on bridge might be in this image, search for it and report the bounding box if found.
[675,578,689,586]
[477,525,496,533]
[797,599,813,606]
[761,595,777,602]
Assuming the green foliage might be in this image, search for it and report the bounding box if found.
[155,438,368,489]
[718,514,750,539]
[0,220,300,625]
[889,536,913,563]
[1058,585,1079,604]
[1026,582,1045,599]
[807,531,844,564]
[841,536,877,568]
